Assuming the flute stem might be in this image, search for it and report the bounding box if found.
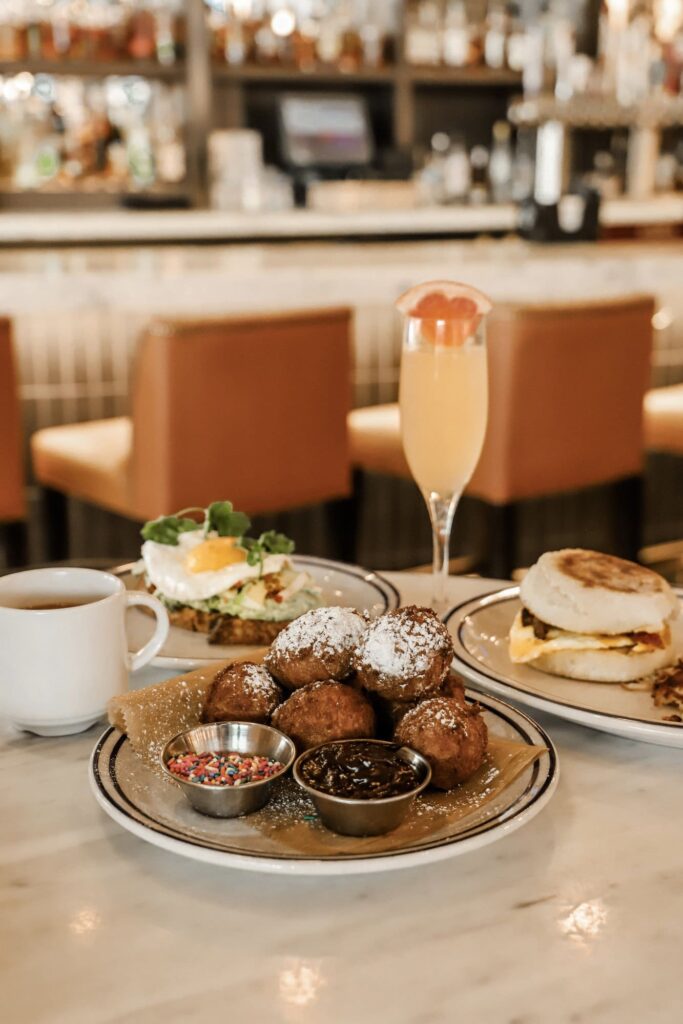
[426,491,459,614]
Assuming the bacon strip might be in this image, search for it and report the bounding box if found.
[629,631,666,649]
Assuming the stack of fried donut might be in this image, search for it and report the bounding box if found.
[202,604,488,790]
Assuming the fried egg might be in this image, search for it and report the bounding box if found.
[141,531,290,603]
[508,610,669,664]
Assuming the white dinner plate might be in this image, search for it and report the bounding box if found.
[446,587,683,749]
[89,691,558,876]
[114,556,400,669]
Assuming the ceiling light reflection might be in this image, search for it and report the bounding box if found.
[69,906,101,937]
[558,898,608,949]
[279,958,327,1008]
[652,306,673,331]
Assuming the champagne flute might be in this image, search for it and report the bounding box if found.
[397,283,491,612]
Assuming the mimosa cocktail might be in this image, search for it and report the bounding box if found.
[400,344,488,496]
[397,281,491,610]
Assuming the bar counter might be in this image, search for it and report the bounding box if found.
[1,194,682,246]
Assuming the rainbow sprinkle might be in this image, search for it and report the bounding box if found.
[166,751,284,787]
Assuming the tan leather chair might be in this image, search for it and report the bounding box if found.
[642,384,683,572]
[0,317,27,567]
[32,308,352,558]
[644,384,683,456]
[348,295,655,576]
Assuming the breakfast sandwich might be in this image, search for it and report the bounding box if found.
[508,549,679,683]
[136,501,323,645]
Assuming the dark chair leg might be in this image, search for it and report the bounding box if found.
[486,502,518,580]
[2,520,28,568]
[612,474,643,562]
[327,469,364,565]
[41,487,69,562]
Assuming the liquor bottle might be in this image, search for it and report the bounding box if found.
[484,3,508,70]
[405,0,441,65]
[443,134,472,202]
[316,4,343,65]
[469,144,490,203]
[522,23,545,95]
[359,20,383,67]
[254,16,279,63]
[127,122,155,187]
[416,132,450,204]
[269,2,297,64]
[24,1,43,60]
[127,3,157,61]
[293,10,318,71]
[0,0,27,61]
[442,0,471,67]
[511,129,535,202]
[44,0,72,60]
[505,2,526,72]
[223,10,247,65]
[338,1,363,72]
[488,120,513,201]
[154,4,178,66]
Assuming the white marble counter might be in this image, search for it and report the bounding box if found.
[1,194,682,246]
[2,571,682,1024]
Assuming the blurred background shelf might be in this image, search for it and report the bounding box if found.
[212,65,522,88]
[0,59,185,80]
[0,0,681,218]
[405,66,522,87]
[213,64,396,84]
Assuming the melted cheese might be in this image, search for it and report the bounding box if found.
[508,611,669,664]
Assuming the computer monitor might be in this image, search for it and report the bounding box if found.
[277,93,374,171]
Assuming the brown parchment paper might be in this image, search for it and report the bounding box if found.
[107,650,267,768]
[108,657,546,855]
[241,738,546,857]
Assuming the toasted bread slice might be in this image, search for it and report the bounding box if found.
[164,602,289,645]
[165,604,221,634]
[208,616,288,646]
[142,580,291,645]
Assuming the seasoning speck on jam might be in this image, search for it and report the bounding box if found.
[300,741,422,800]
[167,751,284,787]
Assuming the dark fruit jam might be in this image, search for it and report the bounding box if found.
[300,741,421,800]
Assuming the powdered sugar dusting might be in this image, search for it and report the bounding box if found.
[355,607,453,682]
[226,662,281,700]
[399,696,467,733]
[266,606,367,661]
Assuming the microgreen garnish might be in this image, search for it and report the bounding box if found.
[140,503,294,562]
[206,501,251,538]
[243,531,295,570]
[140,515,202,546]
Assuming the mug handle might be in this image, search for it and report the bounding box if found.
[125,592,170,672]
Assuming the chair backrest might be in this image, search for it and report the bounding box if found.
[129,307,352,519]
[467,295,655,504]
[0,318,26,523]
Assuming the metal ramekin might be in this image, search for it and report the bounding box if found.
[293,738,432,837]
[161,721,296,818]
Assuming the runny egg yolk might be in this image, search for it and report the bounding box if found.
[185,537,247,574]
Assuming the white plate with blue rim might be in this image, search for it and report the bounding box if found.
[445,586,683,749]
[113,556,400,670]
[89,689,558,876]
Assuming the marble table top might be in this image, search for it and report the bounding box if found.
[2,572,681,1024]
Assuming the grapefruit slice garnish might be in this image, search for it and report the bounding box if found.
[395,280,492,346]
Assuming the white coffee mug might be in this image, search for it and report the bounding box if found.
[0,567,169,736]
